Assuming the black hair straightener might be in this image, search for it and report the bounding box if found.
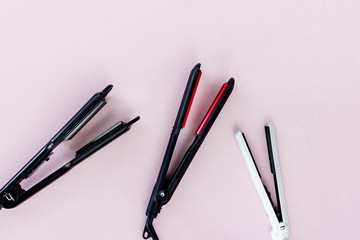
[0,85,139,210]
[143,64,235,240]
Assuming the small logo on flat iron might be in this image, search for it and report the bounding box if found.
[4,193,15,202]
[278,222,287,232]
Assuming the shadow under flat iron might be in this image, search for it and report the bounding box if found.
[143,63,234,240]
[0,85,139,210]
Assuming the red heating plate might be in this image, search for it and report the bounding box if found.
[182,71,202,128]
[196,82,229,135]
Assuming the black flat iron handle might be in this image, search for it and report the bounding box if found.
[144,64,203,222]
[0,85,112,199]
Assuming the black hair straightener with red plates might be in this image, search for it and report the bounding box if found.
[143,63,235,240]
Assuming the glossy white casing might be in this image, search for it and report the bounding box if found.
[235,122,290,240]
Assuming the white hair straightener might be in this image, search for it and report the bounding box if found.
[235,122,290,240]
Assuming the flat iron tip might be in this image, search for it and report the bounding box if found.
[127,116,140,127]
[101,84,113,97]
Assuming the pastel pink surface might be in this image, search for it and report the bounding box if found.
[0,1,359,239]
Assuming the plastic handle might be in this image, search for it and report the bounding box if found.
[174,64,202,129]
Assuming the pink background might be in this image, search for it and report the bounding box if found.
[1,1,359,239]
